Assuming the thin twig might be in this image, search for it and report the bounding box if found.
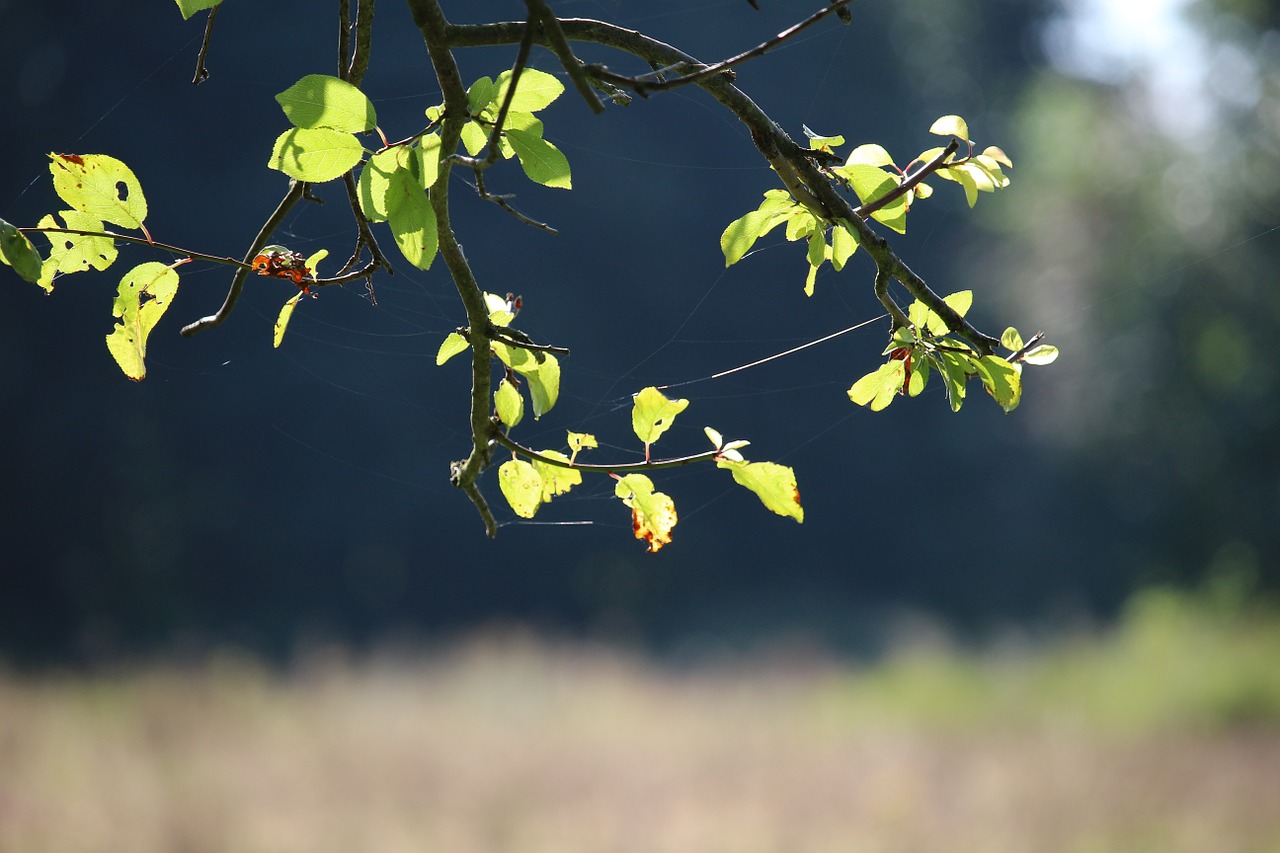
[180,180,306,337]
[340,170,394,275]
[191,5,219,84]
[527,0,605,114]
[472,171,559,233]
[491,325,570,355]
[481,10,537,168]
[21,226,251,270]
[492,429,721,474]
[854,138,959,219]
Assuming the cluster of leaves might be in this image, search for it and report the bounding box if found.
[436,295,801,551]
[0,154,180,380]
[848,291,1059,413]
[721,115,1012,297]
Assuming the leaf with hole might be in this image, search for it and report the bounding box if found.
[49,154,147,231]
[105,262,180,380]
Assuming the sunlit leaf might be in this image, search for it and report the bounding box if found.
[835,163,907,233]
[975,354,1022,412]
[268,128,363,182]
[705,427,724,449]
[830,221,859,271]
[507,125,572,189]
[717,459,803,523]
[33,211,116,292]
[523,352,560,418]
[387,173,438,269]
[615,473,677,553]
[175,0,221,19]
[498,459,543,518]
[276,74,377,133]
[567,431,597,463]
[721,209,784,266]
[357,148,400,222]
[0,217,43,285]
[983,145,1013,168]
[273,292,303,349]
[417,132,443,189]
[49,154,147,231]
[930,114,970,142]
[531,450,581,502]
[847,360,906,411]
[632,386,689,446]
[467,76,498,113]
[1002,326,1023,352]
[1023,344,1059,365]
[104,262,180,380]
[495,377,524,428]
[804,259,819,297]
[436,331,469,365]
[484,291,516,326]
[495,68,565,113]
[460,121,489,157]
[937,350,974,412]
[845,143,895,168]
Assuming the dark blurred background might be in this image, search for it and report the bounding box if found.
[2,0,1277,665]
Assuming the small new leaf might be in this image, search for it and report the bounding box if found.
[105,262,180,380]
[1001,326,1024,352]
[930,115,970,142]
[1022,344,1059,365]
[436,332,469,365]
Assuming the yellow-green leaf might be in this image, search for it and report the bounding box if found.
[267,128,363,183]
[567,431,597,463]
[847,360,905,411]
[615,473,677,553]
[717,459,804,523]
[273,292,303,348]
[929,114,969,142]
[175,0,221,19]
[531,450,581,502]
[49,154,147,231]
[495,378,524,428]
[437,332,469,365]
[275,74,377,133]
[498,459,544,519]
[632,386,689,446]
[495,68,565,113]
[105,262,180,380]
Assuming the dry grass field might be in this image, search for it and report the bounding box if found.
[2,588,1279,852]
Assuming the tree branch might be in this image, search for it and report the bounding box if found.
[491,428,720,474]
[526,0,605,114]
[190,4,218,84]
[180,179,306,336]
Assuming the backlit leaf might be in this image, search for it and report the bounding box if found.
[847,360,905,411]
[632,386,689,446]
[174,0,221,20]
[417,132,443,189]
[1023,344,1059,365]
[0,217,43,285]
[615,474,677,553]
[495,378,524,428]
[49,154,147,231]
[531,450,581,502]
[930,114,970,142]
[273,292,302,348]
[717,459,803,523]
[721,209,784,266]
[468,77,498,113]
[507,127,572,189]
[275,74,377,133]
[567,432,597,463]
[436,332,469,365]
[1002,326,1024,352]
[33,211,116,292]
[495,68,565,113]
[105,262,180,380]
[845,143,895,168]
[830,221,859,270]
[937,350,974,412]
[975,355,1022,412]
[357,148,400,222]
[836,163,907,234]
[498,459,543,519]
[268,128,363,182]
[387,174,438,269]
[523,352,560,418]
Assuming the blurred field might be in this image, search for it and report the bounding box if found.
[2,586,1279,853]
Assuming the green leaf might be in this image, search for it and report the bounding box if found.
[490,340,536,373]
[845,143,895,168]
[268,128,363,183]
[498,459,544,519]
[104,262,180,381]
[357,148,399,223]
[483,291,516,326]
[460,121,489,157]
[930,114,970,142]
[387,173,438,269]
[983,145,1013,168]
[975,355,1022,412]
[174,0,221,20]
[1001,327,1023,351]
[49,154,147,231]
[417,132,443,189]
[806,231,826,267]
[804,259,819,297]
[494,377,524,429]
[615,473,677,553]
[720,209,784,266]
[275,74,376,133]
[506,126,572,189]
[495,68,565,113]
[907,354,930,396]
[835,163,906,234]
[436,331,469,365]
[530,450,581,502]
[830,221,859,271]
[847,360,906,411]
[33,211,117,292]
[717,459,804,523]
[1023,344,1059,366]
[567,432,597,463]
[0,217,43,285]
[937,350,974,412]
[632,386,689,446]
[705,427,724,449]
[467,76,498,114]
[523,352,560,418]
[273,292,303,349]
